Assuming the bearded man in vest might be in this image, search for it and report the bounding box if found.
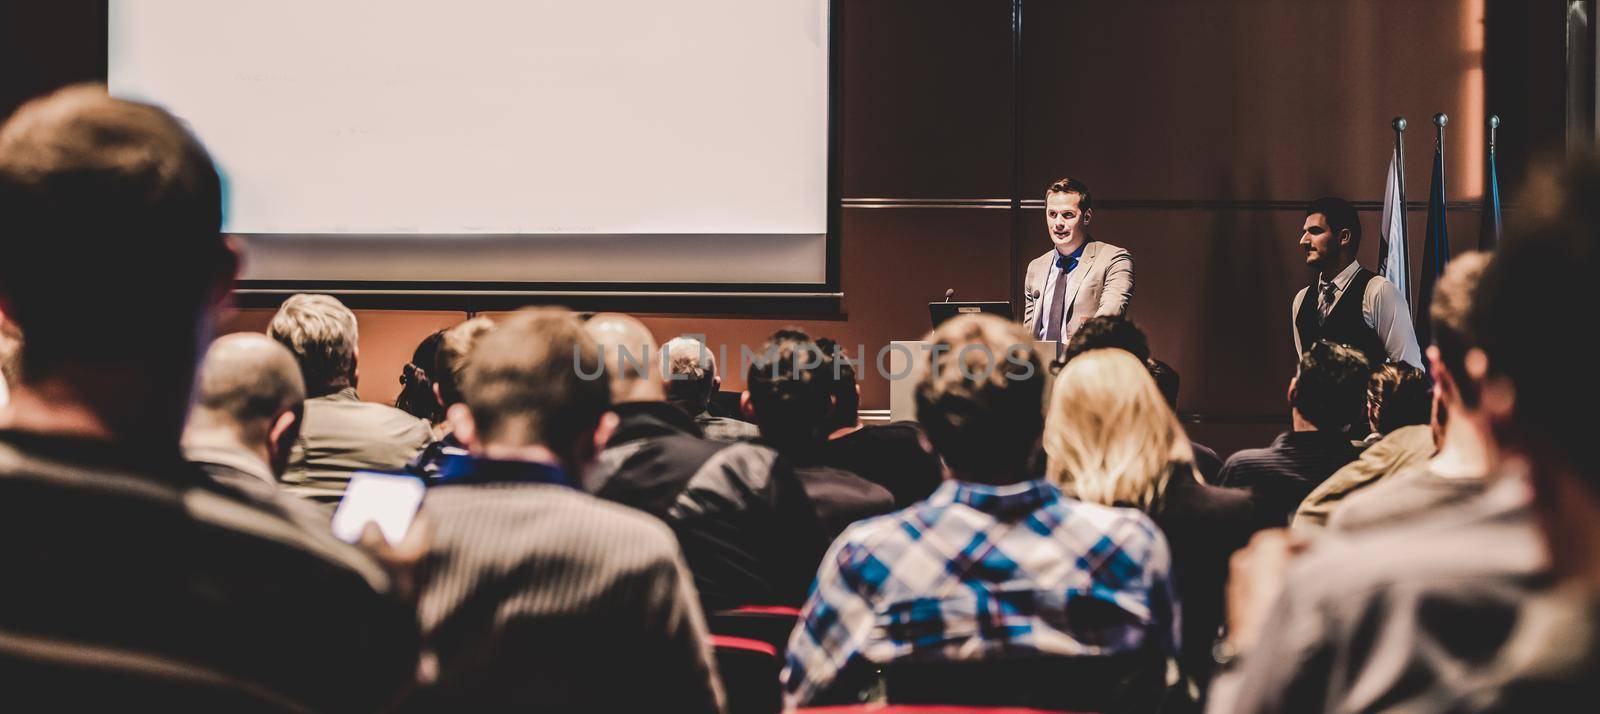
[1291,196,1422,370]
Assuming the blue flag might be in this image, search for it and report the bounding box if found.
[1414,144,1450,349]
[1482,140,1503,250]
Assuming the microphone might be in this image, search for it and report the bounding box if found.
[943,288,955,302]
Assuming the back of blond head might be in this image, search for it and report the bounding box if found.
[434,316,497,407]
[1044,348,1195,511]
[267,294,359,396]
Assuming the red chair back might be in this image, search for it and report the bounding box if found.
[713,635,782,714]
[709,605,802,655]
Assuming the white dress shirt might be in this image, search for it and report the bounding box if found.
[1291,260,1423,368]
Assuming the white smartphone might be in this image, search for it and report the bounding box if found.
[331,472,427,545]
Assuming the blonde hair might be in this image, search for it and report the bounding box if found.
[267,293,359,396]
[1044,349,1196,511]
[435,316,498,407]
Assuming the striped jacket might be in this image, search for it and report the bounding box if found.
[413,472,724,713]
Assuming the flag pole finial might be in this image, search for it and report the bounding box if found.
[1433,113,1449,128]
[1393,117,1407,132]
[1433,113,1448,151]
[1488,115,1501,152]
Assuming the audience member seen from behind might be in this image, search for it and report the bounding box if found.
[587,314,826,610]
[744,329,895,541]
[1218,340,1368,527]
[1046,348,1258,689]
[0,85,418,711]
[410,308,723,712]
[1456,158,1600,707]
[182,333,306,498]
[663,336,760,442]
[395,328,447,430]
[1064,316,1225,482]
[1319,253,1496,533]
[268,293,433,504]
[814,337,944,508]
[783,315,1178,710]
[1365,363,1433,441]
[409,317,496,479]
[1294,355,1449,532]
[1145,358,1225,482]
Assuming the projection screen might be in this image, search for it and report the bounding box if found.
[107,0,833,294]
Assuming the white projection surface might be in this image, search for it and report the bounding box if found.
[108,0,830,287]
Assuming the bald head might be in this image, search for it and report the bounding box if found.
[663,336,718,408]
[188,333,306,448]
[583,313,663,403]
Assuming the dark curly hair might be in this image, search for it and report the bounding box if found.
[395,329,446,422]
[815,337,860,433]
[1061,315,1151,366]
[745,328,831,444]
[1292,340,1371,434]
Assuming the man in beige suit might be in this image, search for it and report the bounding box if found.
[1022,178,1134,341]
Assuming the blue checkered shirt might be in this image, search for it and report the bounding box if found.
[780,478,1179,706]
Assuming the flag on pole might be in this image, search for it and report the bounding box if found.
[1482,115,1503,250]
[1380,148,1411,315]
[1414,119,1450,350]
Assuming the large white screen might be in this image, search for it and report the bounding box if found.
[108,0,829,286]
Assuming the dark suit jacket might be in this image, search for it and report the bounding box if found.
[1150,468,1261,685]
[591,402,828,610]
[820,422,944,508]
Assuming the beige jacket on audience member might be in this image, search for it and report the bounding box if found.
[1291,424,1436,533]
[283,387,433,504]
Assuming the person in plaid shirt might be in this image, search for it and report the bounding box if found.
[780,314,1179,707]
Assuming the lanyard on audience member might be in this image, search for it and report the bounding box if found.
[433,454,576,489]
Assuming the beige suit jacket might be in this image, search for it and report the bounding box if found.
[1022,240,1135,339]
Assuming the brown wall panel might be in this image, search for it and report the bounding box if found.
[0,1,103,120]
[486,207,1016,411]
[219,208,1014,411]
[1020,0,1490,204]
[840,0,1014,197]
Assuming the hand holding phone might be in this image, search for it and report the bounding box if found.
[332,472,427,545]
